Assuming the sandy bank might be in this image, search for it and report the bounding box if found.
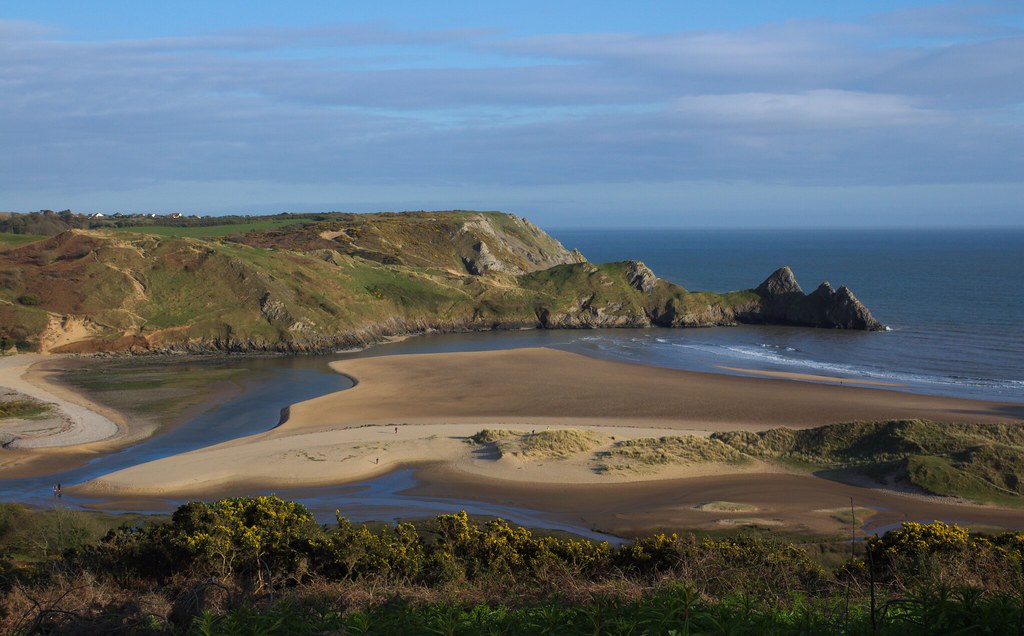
[0,354,121,449]
[79,348,1023,503]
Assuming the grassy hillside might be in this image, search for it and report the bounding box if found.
[0,233,47,249]
[109,218,306,238]
[0,211,766,353]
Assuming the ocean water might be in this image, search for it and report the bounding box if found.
[542,228,1024,403]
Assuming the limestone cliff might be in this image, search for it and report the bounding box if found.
[0,213,884,354]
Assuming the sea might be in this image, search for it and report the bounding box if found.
[539,227,1024,404]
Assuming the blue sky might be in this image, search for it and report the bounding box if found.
[2,1,1023,227]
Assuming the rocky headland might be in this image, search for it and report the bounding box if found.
[0,211,884,355]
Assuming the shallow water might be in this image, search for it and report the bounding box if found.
[0,355,351,508]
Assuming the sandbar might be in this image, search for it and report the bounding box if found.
[75,347,1024,535]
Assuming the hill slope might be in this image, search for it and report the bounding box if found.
[0,211,882,353]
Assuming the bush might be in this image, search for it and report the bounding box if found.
[17,293,41,306]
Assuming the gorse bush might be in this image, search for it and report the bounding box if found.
[6,497,1024,634]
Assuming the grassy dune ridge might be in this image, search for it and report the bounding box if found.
[713,419,1024,504]
[469,420,1024,505]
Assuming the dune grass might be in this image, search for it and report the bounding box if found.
[470,428,607,459]
[714,420,1024,506]
[597,435,748,472]
[467,428,524,444]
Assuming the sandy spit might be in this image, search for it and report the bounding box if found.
[0,354,121,449]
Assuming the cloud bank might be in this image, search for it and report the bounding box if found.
[1,5,1022,225]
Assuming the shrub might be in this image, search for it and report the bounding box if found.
[169,497,318,583]
[17,293,41,306]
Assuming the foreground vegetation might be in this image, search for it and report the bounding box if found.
[2,496,1023,634]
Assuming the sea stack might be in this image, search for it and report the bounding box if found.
[755,267,884,330]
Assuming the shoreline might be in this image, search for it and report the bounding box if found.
[715,365,905,387]
[0,354,126,455]
[71,347,1024,535]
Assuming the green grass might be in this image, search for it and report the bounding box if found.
[0,503,169,561]
[0,233,48,248]
[0,400,50,419]
[183,585,1024,636]
[111,218,307,238]
[828,506,876,525]
[906,454,1024,506]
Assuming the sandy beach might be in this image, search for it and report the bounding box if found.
[0,354,134,476]
[71,347,1024,534]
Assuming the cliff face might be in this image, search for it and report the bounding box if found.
[0,214,883,354]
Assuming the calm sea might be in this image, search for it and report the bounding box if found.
[540,227,1024,403]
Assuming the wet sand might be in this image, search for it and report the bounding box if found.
[411,465,1024,537]
[73,347,1024,535]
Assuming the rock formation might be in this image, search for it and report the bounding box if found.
[754,267,884,330]
[625,261,658,293]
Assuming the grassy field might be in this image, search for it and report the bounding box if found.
[110,218,308,238]
[0,233,47,249]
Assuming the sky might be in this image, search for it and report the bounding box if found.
[1,1,1023,228]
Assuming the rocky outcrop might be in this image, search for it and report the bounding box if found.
[754,267,884,330]
[462,240,521,276]
[456,213,586,276]
[625,261,658,293]
[536,295,651,329]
